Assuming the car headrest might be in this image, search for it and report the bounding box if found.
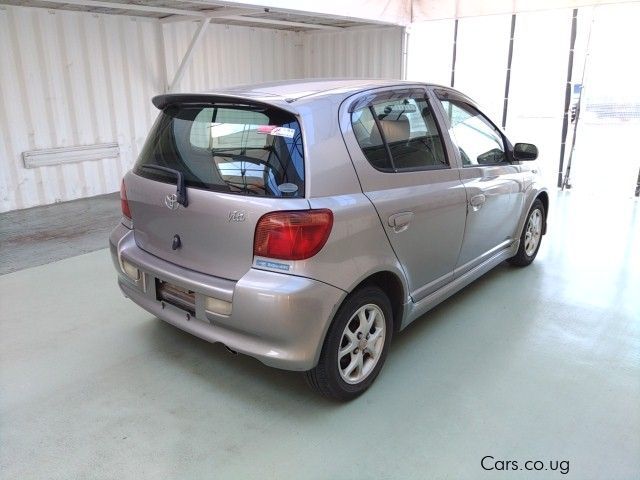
[375,116,410,143]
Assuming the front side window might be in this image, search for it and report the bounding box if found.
[135,104,304,197]
[439,100,506,166]
[351,94,448,171]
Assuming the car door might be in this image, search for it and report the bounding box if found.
[341,87,467,301]
[433,90,525,274]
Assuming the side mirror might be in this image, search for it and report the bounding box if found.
[513,143,538,161]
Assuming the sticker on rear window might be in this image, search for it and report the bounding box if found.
[257,126,295,138]
[277,183,299,194]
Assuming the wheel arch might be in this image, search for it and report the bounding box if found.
[310,268,408,370]
[536,190,549,234]
[348,270,408,334]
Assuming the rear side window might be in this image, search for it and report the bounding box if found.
[351,95,448,172]
[135,104,304,197]
[350,107,389,170]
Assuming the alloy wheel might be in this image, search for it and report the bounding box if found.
[337,304,386,385]
[524,209,542,256]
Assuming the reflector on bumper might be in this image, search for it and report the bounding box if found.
[205,296,232,316]
[121,259,140,281]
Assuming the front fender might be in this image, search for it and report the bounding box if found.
[516,183,549,241]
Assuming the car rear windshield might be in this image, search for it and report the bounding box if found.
[134,103,304,197]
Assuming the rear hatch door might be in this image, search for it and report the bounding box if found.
[125,95,308,281]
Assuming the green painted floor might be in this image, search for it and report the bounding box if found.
[1,191,639,479]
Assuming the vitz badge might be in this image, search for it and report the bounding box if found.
[228,211,247,222]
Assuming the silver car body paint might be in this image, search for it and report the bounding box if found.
[110,79,547,370]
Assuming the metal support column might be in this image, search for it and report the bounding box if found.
[168,18,211,93]
[558,9,578,188]
[502,14,516,129]
[400,27,409,80]
[450,19,459,88]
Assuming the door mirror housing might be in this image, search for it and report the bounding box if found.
[513,143,538,161]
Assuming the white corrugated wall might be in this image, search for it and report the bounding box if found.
[0,4,403,212]
[302,27,403,78]
[0,5,164,212]
[163,22,304,92]
[162,23,404,91]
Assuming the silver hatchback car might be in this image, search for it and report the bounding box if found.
[110,79,547,400]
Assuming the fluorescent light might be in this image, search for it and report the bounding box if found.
[22,143,119,168]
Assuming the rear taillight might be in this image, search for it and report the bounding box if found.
[120,179,132,220]
[254,209,333,261]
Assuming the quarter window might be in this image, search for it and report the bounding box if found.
[439,100,506,166]
[351,95,448,171]
[351,107,390,171]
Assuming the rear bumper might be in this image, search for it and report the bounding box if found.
[110,223,346,370]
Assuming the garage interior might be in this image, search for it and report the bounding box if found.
[1,1,639,479]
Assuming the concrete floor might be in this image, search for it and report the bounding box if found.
[0,193,120,275]
[1,191,639,479]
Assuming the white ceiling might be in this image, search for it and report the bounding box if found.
[0,0,409,30]
[413,0,640,21]
[2,0,635,28]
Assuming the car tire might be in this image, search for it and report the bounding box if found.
[508,198,545,267]
[305,286,393,401]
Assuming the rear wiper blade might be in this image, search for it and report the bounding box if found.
[141,165,188,207]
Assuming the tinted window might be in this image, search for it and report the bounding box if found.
[135,104,304,197]
[439,100,506,166]
[351,106,391,170]
[352,95,447,171]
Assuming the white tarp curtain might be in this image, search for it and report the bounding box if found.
[408,2,640,194]
[174,0,638,24]
[406,9,574,188]
[413,0,639,20]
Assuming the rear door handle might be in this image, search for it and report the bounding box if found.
[388,212,414,232]
[470,194,486,211]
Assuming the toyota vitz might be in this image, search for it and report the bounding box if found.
[110,80,548,400]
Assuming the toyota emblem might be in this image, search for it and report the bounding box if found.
[164,193,179,210]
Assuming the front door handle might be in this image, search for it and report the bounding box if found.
[388,212,414,233]
[470,194,486,211]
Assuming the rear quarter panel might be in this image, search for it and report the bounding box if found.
[298,98,362,198]
[267,95,407,295]
[306,194,408,295]
[253,192,406,296]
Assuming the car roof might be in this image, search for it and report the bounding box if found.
[224,78,414,99]
[152,79,463,113]
[220,78,446,105]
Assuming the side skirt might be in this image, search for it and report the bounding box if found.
[400,242,518,329]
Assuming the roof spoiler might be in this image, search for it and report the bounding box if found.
[152,93,288,111]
